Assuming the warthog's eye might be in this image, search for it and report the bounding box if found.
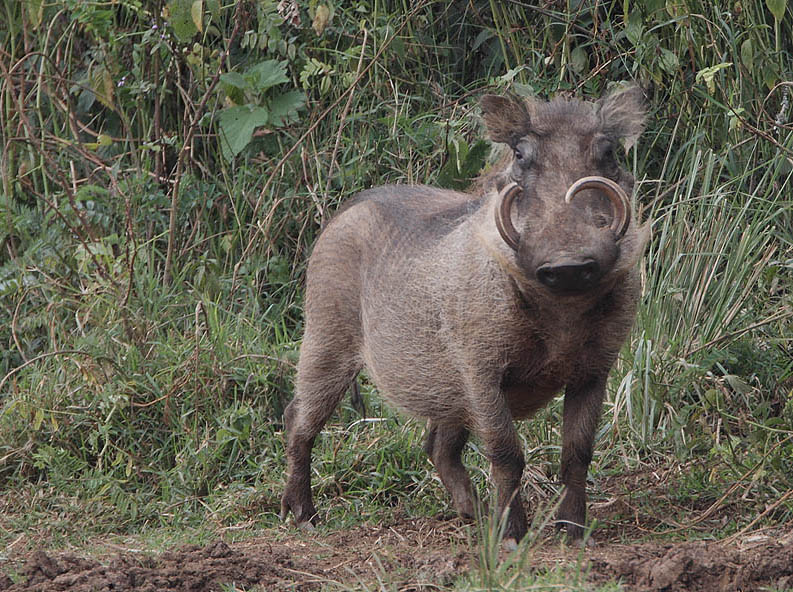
[513,139,536,169]
[592,135,620,178]
[593,136,617,165]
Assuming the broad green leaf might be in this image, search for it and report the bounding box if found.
[90,66,115,109]
[300,58,333,89]
[26,0,44,29]
[437,139,489,190]
[460,140,490,180]
[312,5,331,36]
[217,105,270,160]
[512,82,535,97]
[725,374,753,395]
[168,0,198,42]
[625,10,644,45]
[659,48,679,73]
[766,0,787,21]
[269,90,306,127]
[703,388,722,409]
[763,63,779,90]
[695,62,733,94]
[741,39,754,71]
[471,28,493,52]
[191,0,203,32]
[500,65,528,84]
[219,72,249,91]
[570,46,588,74]
[246,60,290,92]
[437,140,464,190]
[205,0,220,22]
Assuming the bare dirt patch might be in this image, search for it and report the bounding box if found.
[2,516,793,591]
[0,517,470,592]
[588,534,793,591]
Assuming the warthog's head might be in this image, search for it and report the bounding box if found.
[481,86,647,296]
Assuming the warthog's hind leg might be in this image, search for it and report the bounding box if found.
[424,421,475,519]
[281,338,360,527]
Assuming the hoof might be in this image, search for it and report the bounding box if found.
[280,494,318,527]
[556,526,594,548]
[298,521,316,533]
[502,537,518,552]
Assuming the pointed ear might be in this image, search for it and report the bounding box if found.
[480,94,533,147]
[598,85,647,149]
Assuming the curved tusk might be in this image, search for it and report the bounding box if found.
[564,176,630,240]
[495,182,522,251]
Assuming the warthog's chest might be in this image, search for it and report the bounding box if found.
[503,359,572,419]
[501,331,591,419]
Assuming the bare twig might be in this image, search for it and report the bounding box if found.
[727,102,793,157]
[678,436,793,532]
[723,488,793,545]
[2,53,116,284]
[685,308,793,358]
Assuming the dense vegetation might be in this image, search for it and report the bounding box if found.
[1,0,792,584]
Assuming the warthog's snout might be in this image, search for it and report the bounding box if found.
[536,258,601,293]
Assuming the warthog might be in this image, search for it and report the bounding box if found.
[281,85,649,544]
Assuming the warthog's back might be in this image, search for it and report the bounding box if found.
[335,185,482,241]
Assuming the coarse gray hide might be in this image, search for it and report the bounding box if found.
[281,85,650,545]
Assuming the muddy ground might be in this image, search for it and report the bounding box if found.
[3,516,793,591]
[3,466,793,591]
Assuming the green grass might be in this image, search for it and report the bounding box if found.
[1,0,793,588]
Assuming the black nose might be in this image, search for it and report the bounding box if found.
[536,260,601,293]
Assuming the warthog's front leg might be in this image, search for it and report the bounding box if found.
[489,439,527,543]
[470,393,527,544]
[558,376,607,540]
